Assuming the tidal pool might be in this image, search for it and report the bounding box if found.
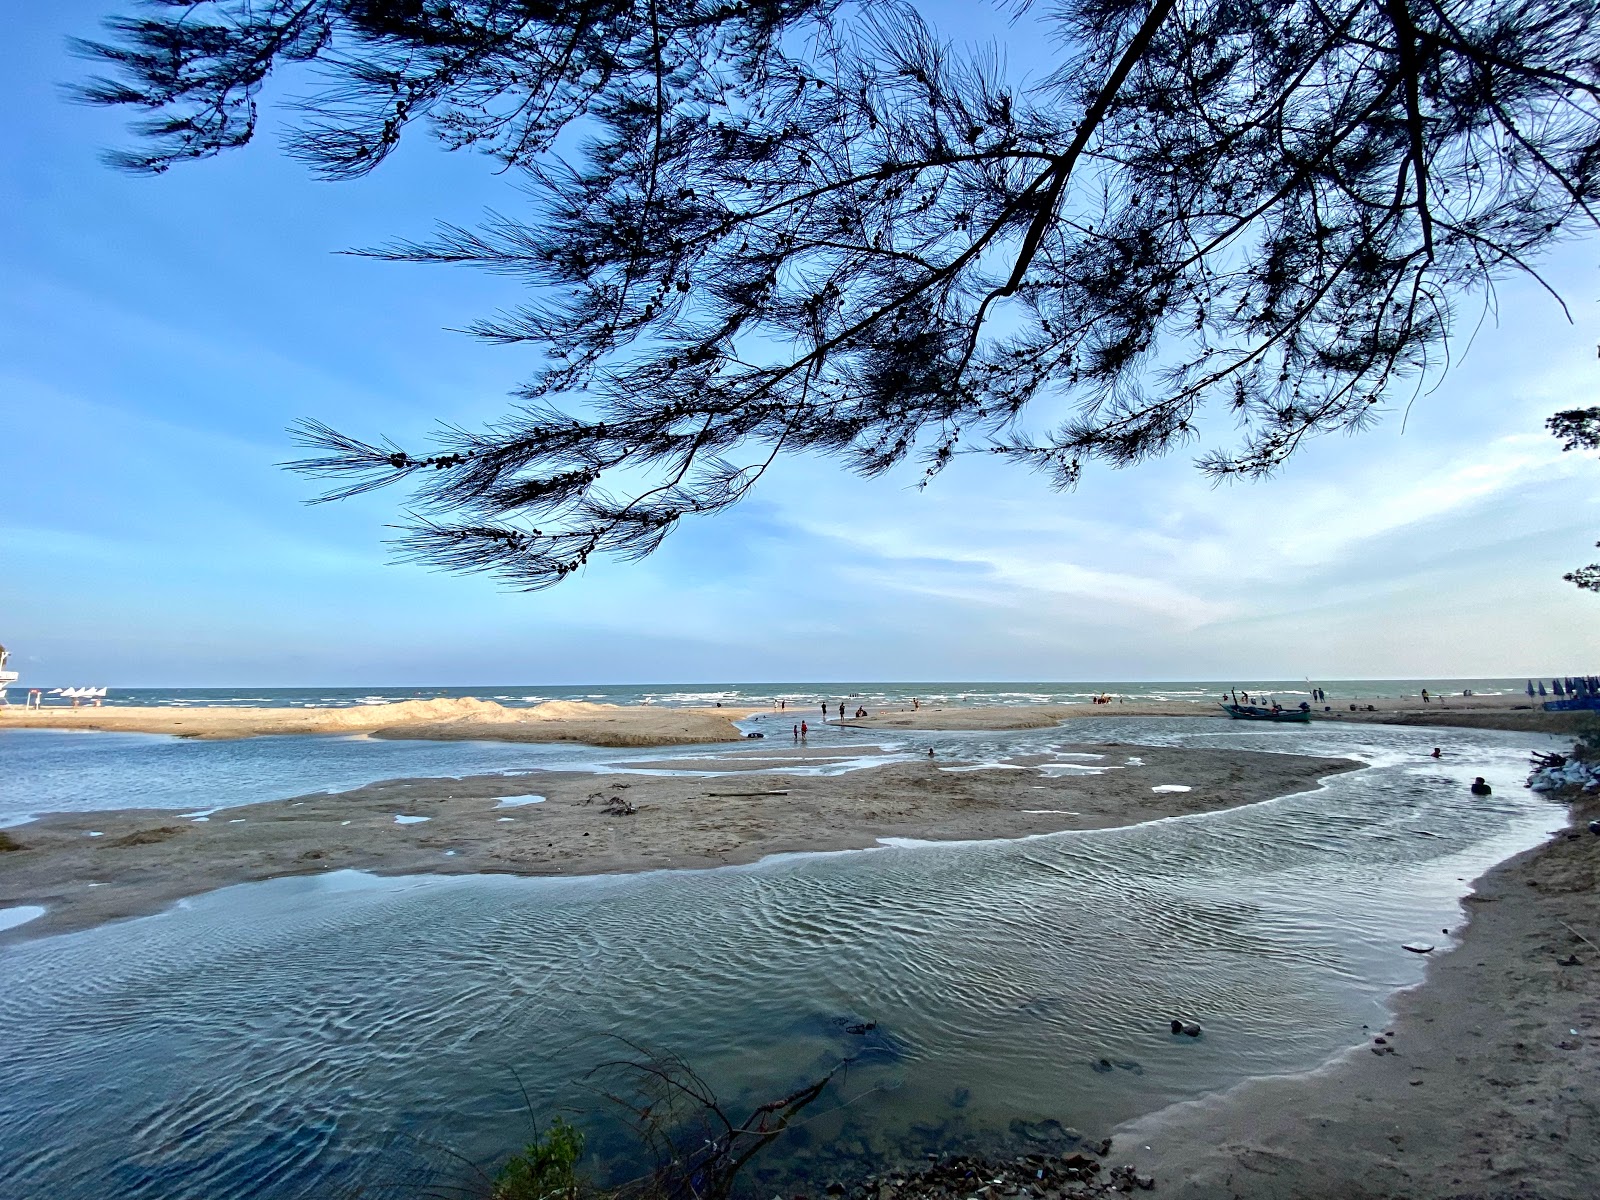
[0,719,1566,1200]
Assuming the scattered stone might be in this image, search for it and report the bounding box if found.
[1091,1058,1114,1073]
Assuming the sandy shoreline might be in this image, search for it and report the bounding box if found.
[842,694,1594,736]
[0,696,762,746]
[4,693,1585,742]
[1110,785,1600,1198]
[0,741,1358,940]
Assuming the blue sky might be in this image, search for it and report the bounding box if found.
[3,1,1598,687]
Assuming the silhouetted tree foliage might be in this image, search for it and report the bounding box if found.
[81,0,1600,587]
[1548,405,1600,590]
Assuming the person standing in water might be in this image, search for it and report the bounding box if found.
[800,720,808,739]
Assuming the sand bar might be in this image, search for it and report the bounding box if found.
[840,693,1593,735]
[4,692,1584,743]
[0,742,1357,940]
[0,697,761,746]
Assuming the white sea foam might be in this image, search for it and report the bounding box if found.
[394,815,430,825]
[494,795,546,808]
[1151,784,1193,793]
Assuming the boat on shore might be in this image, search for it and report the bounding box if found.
[1219,702,1312,724]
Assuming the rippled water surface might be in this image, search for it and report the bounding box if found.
[0,718,1568,1200]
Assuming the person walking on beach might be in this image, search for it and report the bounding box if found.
[821,702,828,719]
[800,721,808,739]
[838,702,845,719]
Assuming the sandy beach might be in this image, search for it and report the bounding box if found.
[0,696,762,746]
[1105,784,1600,1198]
[842,694,1593,736]
[3,695,1592,1196]
[4,691,1587,744]
[0,741,1357,940]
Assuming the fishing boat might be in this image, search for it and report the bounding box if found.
[1219,702,1312,724]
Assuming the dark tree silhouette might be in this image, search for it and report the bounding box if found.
[80,0,1600,587]
[1548,405,1600,590]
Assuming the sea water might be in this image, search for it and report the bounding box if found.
[0,717,1569,1200]
[8,677,1543,710]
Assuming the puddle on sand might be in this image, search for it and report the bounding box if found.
[0,905,45,932]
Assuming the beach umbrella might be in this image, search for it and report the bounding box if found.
[1527,680,1536,697]
[1539,681,1548,696]
[1555,679,1566,696]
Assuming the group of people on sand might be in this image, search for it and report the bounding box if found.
[779,699,883,732]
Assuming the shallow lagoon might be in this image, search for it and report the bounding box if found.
[0,718,1566,1199]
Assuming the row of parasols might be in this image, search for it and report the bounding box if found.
[1527,676,1598,698]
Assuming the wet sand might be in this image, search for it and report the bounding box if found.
[842,694,1592,736]
[0,742,1357,940]
[1113,786,1600,1198]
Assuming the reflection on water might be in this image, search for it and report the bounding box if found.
[0,719,1567,1200]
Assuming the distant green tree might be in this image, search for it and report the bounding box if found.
[79,1,1600,588]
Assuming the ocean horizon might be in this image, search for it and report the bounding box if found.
[7,677,1561,709]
